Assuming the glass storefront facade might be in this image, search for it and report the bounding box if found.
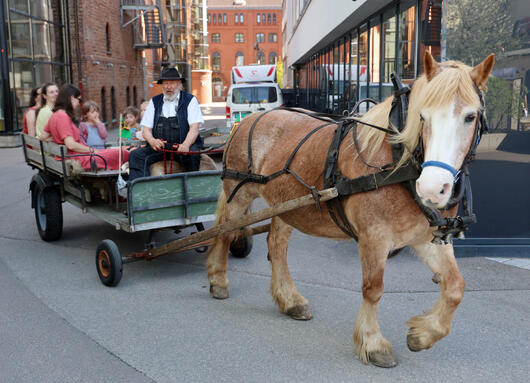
[293,0,529,244]
[296,0,418,115]
[1,0,70,134]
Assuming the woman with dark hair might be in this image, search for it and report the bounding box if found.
[23,86,42,136]
[35,82,59,138]
[40,84,129,170]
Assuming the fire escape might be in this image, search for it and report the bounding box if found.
[120,0,167,49]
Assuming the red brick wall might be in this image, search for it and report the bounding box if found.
[69,1,145,127]
[208,8,282,100]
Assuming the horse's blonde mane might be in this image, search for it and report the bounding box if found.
[355,60,481,169]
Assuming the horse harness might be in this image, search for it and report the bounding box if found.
[221,72,488,244]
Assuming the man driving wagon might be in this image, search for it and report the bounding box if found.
[128,67,204,181]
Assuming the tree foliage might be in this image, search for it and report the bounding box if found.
[445,0,523,65]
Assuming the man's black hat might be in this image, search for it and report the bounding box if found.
[157,67,186,84]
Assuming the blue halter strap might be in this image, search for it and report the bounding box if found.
[421,161,460,178]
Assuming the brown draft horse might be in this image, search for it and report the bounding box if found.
[206,52,495,367]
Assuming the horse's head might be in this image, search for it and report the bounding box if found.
[413,52,494,208]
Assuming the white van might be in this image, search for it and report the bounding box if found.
[226,65,283,130]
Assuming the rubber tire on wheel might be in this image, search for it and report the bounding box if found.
[96,240,123,287]
[33,185,63,241]
[229,235,253,258]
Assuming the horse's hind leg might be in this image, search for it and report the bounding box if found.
[206,187,253,299]
[354,238,396,368]
[407,241,465,352]
[268,216,312,320]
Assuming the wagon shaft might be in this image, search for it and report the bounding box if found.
[146,187,338,259]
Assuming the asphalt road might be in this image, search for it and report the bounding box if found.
[1,147,529,383]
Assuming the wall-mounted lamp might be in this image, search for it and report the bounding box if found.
[107,63,114,68]
[120,65,127,69]
[92,60,100,65]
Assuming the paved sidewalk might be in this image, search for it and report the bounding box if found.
[487,257,530,270]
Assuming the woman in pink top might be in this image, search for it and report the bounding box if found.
[22,86,42,136]
[40,84,129,170]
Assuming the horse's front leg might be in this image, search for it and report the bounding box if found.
[354,238,396,368]
[268,217,312,320]
[407,241,465,352]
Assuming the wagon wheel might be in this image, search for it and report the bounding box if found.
[229,231,253,258]
[32,184,63,241]
[96,240,123,287]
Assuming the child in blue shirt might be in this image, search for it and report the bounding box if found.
[79,100,107,148]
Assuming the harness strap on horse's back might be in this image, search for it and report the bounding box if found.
[223,110,333,203]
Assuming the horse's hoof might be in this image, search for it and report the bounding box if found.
[210,285,229,299]
[286,304,312,320]
[406,329,424,352]
[368,351,397,368]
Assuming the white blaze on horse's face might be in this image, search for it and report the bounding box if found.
[415,102,477,208]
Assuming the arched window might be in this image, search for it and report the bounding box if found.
[262,13,265,23]
[273,13,276,24]
[267,13,271,24]
[105,23,111,54]
[126,86,130,106]
[111,86,116,122]
[212,52,221,71]
[100,87,107,123]
[235,51,244,66]
[257,13,260,23]
[218,14,222,24]
[223,13,227,23]
[208,13,211,23]
[133,86,137,107]
[268,52,278,64]
[212,13,216,24]
[257,51,265,65]
[235,13,238,23]
[240,13,244,23]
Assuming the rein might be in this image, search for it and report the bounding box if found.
[221,72,485,244]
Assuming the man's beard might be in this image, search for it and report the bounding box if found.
[163,90,178,102]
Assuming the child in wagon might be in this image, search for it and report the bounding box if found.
[79,100,108,149]
[123,106,142,140]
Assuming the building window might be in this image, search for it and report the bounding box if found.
[100,87,107,123]
[111,86,116,123]
[273,13,276,24]
[235,33,244,43]
[126,86,130,106]
[256,33,265,43]
[235,51,244,66]
[240,13,244,23]
[105,23,111,54]
[267,13,271,24]
[218,14,222,24]
[212,52,221,71]
[268,52,278,64]
[268,33,277,43]
[223,13,227,24]
[257,13,260,23]
[257,51,265,64]
[212,33,221,43]
[133,86,137,107]
[208,13,211,23]
[262,13,266,23]
[213,13,216,24]
[235,14,239,23]
[398,2,416,80]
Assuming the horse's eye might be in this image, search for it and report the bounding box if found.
[464,113,476,123]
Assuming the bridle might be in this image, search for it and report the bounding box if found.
[420,80,489,183]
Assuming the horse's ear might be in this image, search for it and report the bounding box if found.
[470,54,495,89]
[424,51,439,82]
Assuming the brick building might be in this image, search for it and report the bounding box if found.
[69,1,146,128]
[207,0,282,101]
